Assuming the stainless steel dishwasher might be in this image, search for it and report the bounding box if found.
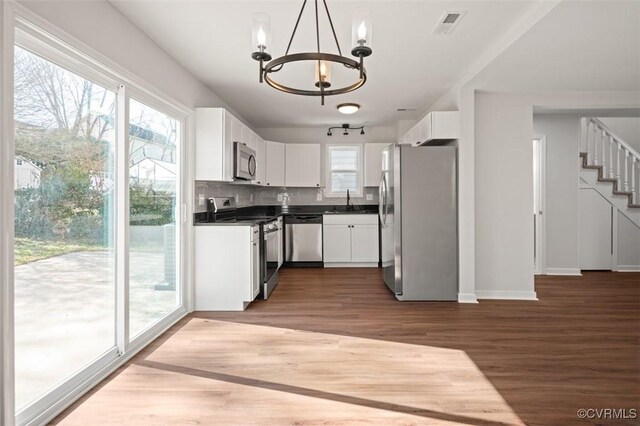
[284,214,323,266]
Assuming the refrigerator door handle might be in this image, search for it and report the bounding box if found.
[379,172,385,227]
[383,173,389,226]
[379,172,388,228]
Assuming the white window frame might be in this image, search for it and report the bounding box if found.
[2,4,195,425]
[325,144,363,197]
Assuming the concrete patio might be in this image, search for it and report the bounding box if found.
[14,250,178,410]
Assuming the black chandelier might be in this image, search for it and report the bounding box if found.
[251,1,373,105]
[327,123,365,136]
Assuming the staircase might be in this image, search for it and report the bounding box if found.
[580,118,640,209]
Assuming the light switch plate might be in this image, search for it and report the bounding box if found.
[250,194,254,202]
[277,194,283,202]
[365,193,373,201]
[316,192,323,201]
[234,195,239,203]
[198,194,205,206]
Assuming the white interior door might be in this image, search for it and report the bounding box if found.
[532,137,546,274]
[579,188,613,270]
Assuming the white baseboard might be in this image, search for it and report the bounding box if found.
[617,265,640,272]
[324,262,378,268]
[457,293,478,303]
[545,268,582,276]
[475,290,538,301]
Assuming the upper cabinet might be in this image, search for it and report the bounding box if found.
[253,135,266,186]
[195,107,264,184]
[195,108,235,182]
[265,141,285,187]
[401,111,460,146]
[364,143,390,187]
[285,144,322,187]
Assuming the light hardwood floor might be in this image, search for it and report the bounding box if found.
[52,269,640,425]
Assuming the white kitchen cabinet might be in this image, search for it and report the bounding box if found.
[265,141,285,187]
[351,224,379,262]
[253,134,266,186]
[195,224,260,311]
[401,111,460,146]
[364,143,390,187]
[250,226,260,298]
[195,108,234,181]
[195,107,267,183]
[285,144,322,187]
[323,214,379,267]
[323,224,352,262]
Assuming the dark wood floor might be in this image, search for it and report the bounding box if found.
[53,269,639,425]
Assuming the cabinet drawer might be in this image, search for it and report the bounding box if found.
[323,214,378,225]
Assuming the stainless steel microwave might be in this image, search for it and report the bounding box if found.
[234,142,256,181]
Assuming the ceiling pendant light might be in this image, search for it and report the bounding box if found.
[337,103,360,114]
[251,1,373,106]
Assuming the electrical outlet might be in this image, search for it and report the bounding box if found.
[250,194,254,203]
[366,193,373,201]
[234,195,239,203]
[277,194,283,202]
[317,192,323,201]
[198,194,205,206]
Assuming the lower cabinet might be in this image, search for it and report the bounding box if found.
[323,214,379,267]
[323,224,352,262]
[195,225,260,310]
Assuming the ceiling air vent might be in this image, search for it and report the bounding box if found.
[432,10,467,35]
[397,107,417,112]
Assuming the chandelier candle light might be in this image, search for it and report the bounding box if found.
[251,1,373,105]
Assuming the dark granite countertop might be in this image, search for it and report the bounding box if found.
[194,204,378,226]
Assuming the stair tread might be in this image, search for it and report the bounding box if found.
[628,204,640,208]
[613,191,633,195]
[598,178,617,182]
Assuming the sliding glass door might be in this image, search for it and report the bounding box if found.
[13,46,117,410]
[128,99,181,339]
[10,26,187,423]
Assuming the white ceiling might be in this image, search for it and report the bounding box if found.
[469,0,640,93]
[111,0,540,128]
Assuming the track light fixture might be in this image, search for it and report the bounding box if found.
[326,123,365,136]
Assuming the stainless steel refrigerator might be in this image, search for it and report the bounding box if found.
[379,145,458,301]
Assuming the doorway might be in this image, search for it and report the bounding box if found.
[533,136,546,274]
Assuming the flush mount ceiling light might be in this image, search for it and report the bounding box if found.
[327,123,365,136]
[251,1,373,106]
[337,103,360,114]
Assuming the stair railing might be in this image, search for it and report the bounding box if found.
[582,117,639,205]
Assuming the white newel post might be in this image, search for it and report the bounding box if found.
[609,135,615,179]
[616,142,622,188]
[631,157,637,204]
[623,148,629,192]
[580,117,590,153]
[601,129,607,173]
[592,124,599,165]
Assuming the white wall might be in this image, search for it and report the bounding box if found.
[474,93,536,299]
[617,211,640,270]
[597,117,640,153]
[533,114,581,274]
[18,0,237,114]
[472,92,638,299]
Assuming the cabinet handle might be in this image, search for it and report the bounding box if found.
[316,184,319,186]
[267,182,270,185]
